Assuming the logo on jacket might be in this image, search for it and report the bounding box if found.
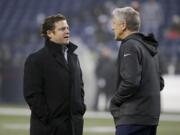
[124,53,131,57]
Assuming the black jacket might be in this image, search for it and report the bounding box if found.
[23,40,86,135]
[110,33,164,126]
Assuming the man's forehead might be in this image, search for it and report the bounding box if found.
[55,20,69,27]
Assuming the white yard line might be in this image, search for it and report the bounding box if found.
[0,107,179,133]
[0,107,180,121]
[2,123,29,130]
[0,108,30,116]
[2,123,115,133]
[84,127,115,133]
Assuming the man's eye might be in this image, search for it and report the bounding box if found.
[60,28,65,31]
[59,27,69,31]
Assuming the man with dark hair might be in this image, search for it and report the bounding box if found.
[110,7,164,135]
[23,14,86,135]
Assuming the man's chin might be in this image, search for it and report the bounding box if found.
[115,36,122,41]
[63,41,70,45]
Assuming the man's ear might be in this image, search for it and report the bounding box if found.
[122,22,127,31]
[47,30,52,39]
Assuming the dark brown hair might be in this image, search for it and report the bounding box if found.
[41,14,66,39]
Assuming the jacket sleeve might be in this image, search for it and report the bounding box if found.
[80,67,86,114]
[23,55,49,124]
[160,75,164,91]
[77,58,86,114]
[111,42,142,106]
[158,54,165,91]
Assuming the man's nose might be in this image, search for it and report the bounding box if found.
[65,28,70,33]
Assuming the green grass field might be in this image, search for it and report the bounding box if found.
[0,113,180,135]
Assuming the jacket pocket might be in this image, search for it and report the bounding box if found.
[81,103,86,115]
[110,102,120,118]
[49,117,69,135]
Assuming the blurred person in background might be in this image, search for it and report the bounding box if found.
[163,15,180,74]
[110,7,164,135]
[23,14,86,135]
[141,0,164,39]
[130,0,140,12]
[93,46,116,111]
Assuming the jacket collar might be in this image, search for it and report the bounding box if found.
[121,33,158,56]
[45,39,78,71]
[45,39,78,55]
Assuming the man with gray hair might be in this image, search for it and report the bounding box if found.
[110,7,164,135]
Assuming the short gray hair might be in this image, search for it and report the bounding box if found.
[112,7,141,31]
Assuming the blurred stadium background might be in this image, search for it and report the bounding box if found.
[0,0,180,135]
